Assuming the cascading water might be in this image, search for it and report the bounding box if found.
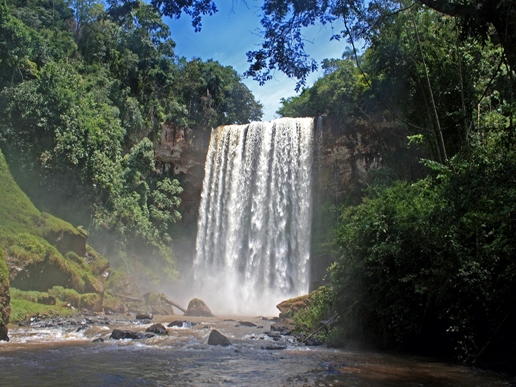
[193,117,315,315]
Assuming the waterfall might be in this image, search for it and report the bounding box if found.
[193,117,315,315]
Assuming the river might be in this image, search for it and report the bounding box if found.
[0,315,509,386]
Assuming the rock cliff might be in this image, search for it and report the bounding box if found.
[0,246,10,341]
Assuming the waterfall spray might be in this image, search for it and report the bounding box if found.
[193,117,315,315]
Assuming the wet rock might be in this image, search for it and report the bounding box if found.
[326,365,341,375]
[207,329,231,346]
[184,298,214,317]
[109,329,154,340]
[0,246,10,342]
[261,344,287,350]
[270,318,295,335]
[136,312,153,320]
[92,337,104,343]
[168,320,187,327]
[266,331,281,338]
[76,325,88,332]
[237,321,257,327]
[0,326,8,342]
[305,337,323,346]
[146,323,168,335]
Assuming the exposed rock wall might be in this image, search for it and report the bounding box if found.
[0,246,10,341]
[310,116,418,288]
[154,123,212,227]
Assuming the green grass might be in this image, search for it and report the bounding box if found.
[9,298,74,323]
[0,151,41,234]
[0,149,108,295]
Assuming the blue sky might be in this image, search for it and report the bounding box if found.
[165,1,347,121]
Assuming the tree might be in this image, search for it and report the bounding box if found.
[153,1,516,87]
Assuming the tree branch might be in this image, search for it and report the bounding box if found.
[417,0,476,19]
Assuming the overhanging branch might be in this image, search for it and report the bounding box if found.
[417,0,476,19]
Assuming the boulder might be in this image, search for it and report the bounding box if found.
[184,298,214,317]
[305,337,323,346]
[167,320,187,328]
[207,329,231,346]
[109,329,154,340]
[237,321,257,327]
[270,318,295,335]
[136,312,153,320]
[276,294,309,317]
[146,323,168,335]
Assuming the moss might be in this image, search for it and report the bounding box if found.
[66,251,88,269]
[76,226,88,238]
[0,149,108,303]
[105,270,141,299]
[0,150,41,234]
[80,293,101,310]
[40,212,82,239]
[10,288,40,303]
[84,245,110,276]
[48,286,81,308]
[0,245,8,289]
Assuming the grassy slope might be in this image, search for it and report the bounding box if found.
[0,149,111,321]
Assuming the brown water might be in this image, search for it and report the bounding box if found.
[0,315,509,387]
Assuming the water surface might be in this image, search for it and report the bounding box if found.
[0,315,508,386]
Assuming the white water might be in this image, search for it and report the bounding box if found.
[193,117,315,315]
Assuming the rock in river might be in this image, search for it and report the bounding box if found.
[184,298,214,317]
[146,323,168,335]
[207,329,231,346]
[110,329,154,340]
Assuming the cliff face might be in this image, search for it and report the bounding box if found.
[311,116,419,288]
[154,123,212,227]
[0,246,10,341]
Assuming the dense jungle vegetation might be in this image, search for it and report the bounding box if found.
[0,0,262,286]
[276,2,516,371]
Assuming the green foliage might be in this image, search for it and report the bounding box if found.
[293,286,334,336]
[79,292,101,309]
[331,125,516,365]
[0,0,262,287]
[278,59,365,121]
[0,149,41,233]
[9,288,41,303]
[48,286,81,307]
[9,296,74,322]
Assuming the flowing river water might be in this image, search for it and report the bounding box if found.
[0,315,509,386]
